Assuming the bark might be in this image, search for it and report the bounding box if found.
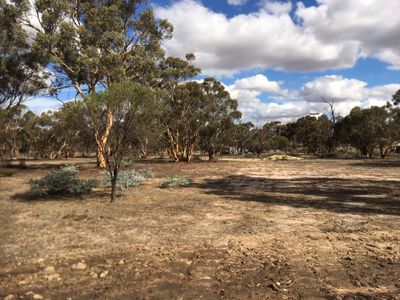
[139,137,148,158]
[380,145,391,158]
[95,108,113,169]
[110,169,118,202]
[208,150,215,162]
[208,143,216,162]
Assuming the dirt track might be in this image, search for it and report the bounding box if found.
[1,158,400,299]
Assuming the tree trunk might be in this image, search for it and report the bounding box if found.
[208,143,216,162]
[95,108,113,169]
[97,144,107,168]
[110,169,118,202]
[367,146,374,159]
[380,145,390,159]
[208,150,216,162]
[139,137,148,158]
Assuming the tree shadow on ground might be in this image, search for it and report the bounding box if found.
[351,160,400,168]
[195,176,400,216]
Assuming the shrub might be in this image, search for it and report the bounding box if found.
[0,168,17,177]
[141,168,155,179]
[159,175,192,188]
[103,169,153,190]
[27,166,99,198]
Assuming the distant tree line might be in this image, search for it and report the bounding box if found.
[2,99,400,162]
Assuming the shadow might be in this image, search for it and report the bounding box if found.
[12,190,108,202]
[195,176,400,216]
[351,160,400,168]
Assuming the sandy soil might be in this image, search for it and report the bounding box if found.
[1,158,400,299]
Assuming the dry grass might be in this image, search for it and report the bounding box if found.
[1,157,400,299]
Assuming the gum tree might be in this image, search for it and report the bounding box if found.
[85,81,157,202]
[22,0,173,167]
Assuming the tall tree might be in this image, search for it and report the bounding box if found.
[0,0,48,163]
[85,81,158,201]
[199,78,241,161]
[23,0,173,167]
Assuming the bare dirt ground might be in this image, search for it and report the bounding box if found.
[1,158,400,299]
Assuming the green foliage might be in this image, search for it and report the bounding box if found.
[0,168,17,177]
[159,175,192,188]
[141,168,155,179]
[103,169,146,190]
[27,166,98,198]
[103,168,155,190]
[29,0,173,96]
[0,0,48,109]
[393,89,400,105]
[272,135,291,152]
[335,106,400,158]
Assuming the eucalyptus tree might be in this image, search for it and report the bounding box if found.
[198,78,241,161]
[85,81,158,201]
[21,0,173,167]
[0,0,48,163]
[336,106,392,158]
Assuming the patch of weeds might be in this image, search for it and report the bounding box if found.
[159,175,192,188]
[0,168,17,177]
[104,168,154,190]
[27,166,99,199]
[141,168,155,179]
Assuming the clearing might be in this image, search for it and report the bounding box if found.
[1,158,400,299]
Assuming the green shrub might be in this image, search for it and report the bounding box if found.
[159,175,192,188]
[103,169,153,190]
[27,166,99,198]
[141,168,155,179]
[0,168,17,177]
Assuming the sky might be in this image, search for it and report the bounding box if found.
[28,0,400,124]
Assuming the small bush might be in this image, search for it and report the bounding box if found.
[141,168,155,179]
[159,175,192,188]
[27,166,99,198]
[0,168,17,177]
[103,169,152,190]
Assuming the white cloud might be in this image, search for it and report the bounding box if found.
[261,0,292,15]
[24,96,63,114]
[155,0,360,76]
[299,75,366,103]
[296,0,400,70]
[155,0,400,75]
[233,74,282,93]
[224,74,400,123]
[227,0,247,6]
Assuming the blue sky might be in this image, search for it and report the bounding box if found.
[29,0,400,123]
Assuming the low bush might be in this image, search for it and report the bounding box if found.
[159,175,192,188]
[103,168,154,190]
[27,166,99,198]
[141,168,155,179]
[0,168,17,177]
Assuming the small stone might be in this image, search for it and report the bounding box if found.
[44,266,56,273]
[37,258,44,264]
[45,273,61,281]
[118,259,124,265]
[18,280,27,286]
[32,295,43,300]
[90,271,98,279]
[99,270,109,278]
[25,292,34,296]
[72,262,87,270]
[3,295,16,300]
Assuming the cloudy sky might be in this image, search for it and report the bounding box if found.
[28,0,400,124]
